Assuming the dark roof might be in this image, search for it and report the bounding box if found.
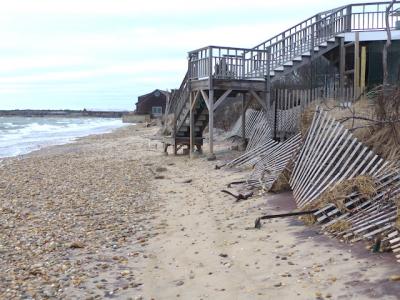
[137,89,169,104]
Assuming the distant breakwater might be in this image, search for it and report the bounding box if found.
[0,110,129,118]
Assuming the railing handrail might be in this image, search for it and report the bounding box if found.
[264,10,345,52]
[189,45,269,56]
[252,1,397,51]
[252,6,347,51]
[188,1,400,82]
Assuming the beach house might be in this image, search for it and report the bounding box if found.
[135,89,170,118]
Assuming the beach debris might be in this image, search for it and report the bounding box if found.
[155,166,167,172]
[389,275,400,281]
[215,163,226,169]
[254,210,318,229]
[175,280,185,286]
[289,107,400,263]
[69,241,85,249]
[227,180,246,188]
[221,190,253,202]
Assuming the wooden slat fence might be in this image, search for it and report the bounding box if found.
[312,166,400,262]
[289,107,389,208]
[246,133,302,190]
[227,109,267,141]
[388,230,400,263]
[272,85,355,139]
[245,112,273,150]
[225,138,279,169]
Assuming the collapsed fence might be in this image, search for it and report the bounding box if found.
[224,102,400,263]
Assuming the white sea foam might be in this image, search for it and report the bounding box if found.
[0,117,127,158]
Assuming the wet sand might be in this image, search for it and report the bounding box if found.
[1,124,399,299]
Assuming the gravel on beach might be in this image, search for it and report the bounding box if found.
[0,125,161,299]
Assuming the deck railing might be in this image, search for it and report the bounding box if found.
[188,1,400,82]
[188,46,270,81]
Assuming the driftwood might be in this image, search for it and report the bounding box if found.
[254,210,318,229]
[227,180,247,188]
[221,190,253,202]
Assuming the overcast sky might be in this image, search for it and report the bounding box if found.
[0,0,382,110]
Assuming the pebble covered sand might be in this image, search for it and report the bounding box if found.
[0,125,162,299]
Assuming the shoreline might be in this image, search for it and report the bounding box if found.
[0,120,130,161]
[1,125,399,299]
[0,109,127,118]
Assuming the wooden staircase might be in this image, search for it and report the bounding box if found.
[163,1,400,155]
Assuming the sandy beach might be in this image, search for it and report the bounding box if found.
[1,124,400,300]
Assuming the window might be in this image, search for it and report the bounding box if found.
[152,106,162,116]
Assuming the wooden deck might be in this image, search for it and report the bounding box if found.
[190,78,266,93]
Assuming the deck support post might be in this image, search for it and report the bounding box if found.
[339,37,345,103]
[345,5,352,32]
[361,46,367,93]
[265,48,272,109]
[208,89,216,160]
[354,32,360,101]
[173,114,177,155]
[241,93,247,150]
[189,90,195,158]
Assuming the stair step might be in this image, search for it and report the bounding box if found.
[274,66,284,72]
[314,46,320,52]
[327,37,336,43]
[302,51,311,57]
[283,61,294,67]
[179,125,201,132]
[293,56,302,62]
[319,42,328,47]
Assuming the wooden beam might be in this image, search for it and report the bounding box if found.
[241,93,246,148]
[208,89,215,159]
[250,90,267,111]
[200,90,209,110]
[361,46,367,93]
[339,37,345,101]
[354,32,360,100]
[244,97,252,111]
[344,41,355,48]
[189,91,195,158]
[191,90,200,110]
[213,89,232,112]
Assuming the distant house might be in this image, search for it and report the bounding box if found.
[135,89,169,118]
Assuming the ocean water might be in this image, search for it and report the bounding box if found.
[0,116,127,158]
